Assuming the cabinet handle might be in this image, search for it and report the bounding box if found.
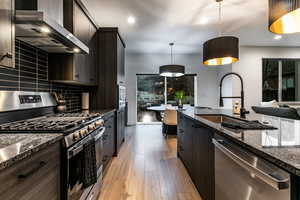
[192,124,202,128]
[18,161,47,179]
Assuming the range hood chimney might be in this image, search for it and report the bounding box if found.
[15,0,89,54]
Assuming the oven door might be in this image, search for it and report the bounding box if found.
[93,127,105,177]
[67,135,94,200]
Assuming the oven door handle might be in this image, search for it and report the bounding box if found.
[212,139,290,190]
[94,127,105,141]
[68,145,83,158]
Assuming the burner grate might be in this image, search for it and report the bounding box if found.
[0,112,102,133]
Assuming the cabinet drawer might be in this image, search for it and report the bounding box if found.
[0,142,61,200]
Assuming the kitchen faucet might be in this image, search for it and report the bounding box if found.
[219,72,249,118]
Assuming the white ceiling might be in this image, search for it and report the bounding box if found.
[82,0,300,54]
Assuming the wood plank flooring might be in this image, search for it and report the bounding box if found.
[99,125,202,200]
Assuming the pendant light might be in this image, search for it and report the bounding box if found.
[159,43,185,77]
[269,0,300,34]
[203,0,239,66]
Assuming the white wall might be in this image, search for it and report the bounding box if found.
[125,53,221,125]
[222,46,300,111]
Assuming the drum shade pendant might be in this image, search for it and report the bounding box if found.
[159,43,185,77]
[203,0,239,66]
[269,0,300,34]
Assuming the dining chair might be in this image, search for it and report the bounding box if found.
[162,109,177,138]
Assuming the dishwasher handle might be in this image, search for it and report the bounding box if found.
[212,139,290,190]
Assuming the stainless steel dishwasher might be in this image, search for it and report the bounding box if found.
[213,137,290,200]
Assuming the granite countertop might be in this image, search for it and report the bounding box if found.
[81,109,116,117]
[180,107,300,176]
[0,134,63,171]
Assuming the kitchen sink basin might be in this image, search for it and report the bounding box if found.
[197,114,276,130]
[198,115,243,124]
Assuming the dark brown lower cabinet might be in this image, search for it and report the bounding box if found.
[103,112,115,173]
[0,142,61,200]
[177,112,214,200]
[115,109,125,156]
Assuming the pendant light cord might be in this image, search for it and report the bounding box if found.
[170,43,174,64]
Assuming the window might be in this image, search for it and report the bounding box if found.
[137,74,196,123]
[262,59,300,102]
[167,75,195,105]
[137,75,165,123]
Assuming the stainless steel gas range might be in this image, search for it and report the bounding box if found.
[0,91,104,200]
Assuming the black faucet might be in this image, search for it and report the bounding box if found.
[219,72,249,118]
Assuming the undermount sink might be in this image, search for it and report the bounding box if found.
[197,114,276,130]
[197,114,243,124]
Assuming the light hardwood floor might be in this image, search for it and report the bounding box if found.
[99,125,202,200]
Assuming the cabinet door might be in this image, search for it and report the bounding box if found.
[0,0,14,68]
[121,110,125,141]
[177,113,186,158]
[73,2,90,83]
[192,122,214,200]
[0,142,60,200]
[88,23,97,85]
[102,134,110,170]
[116,109,125,154]
[104,114,115,158]
[116,110,122,153]
[107,117,115,157]
[181,118,193,174]
[117,36,125,84]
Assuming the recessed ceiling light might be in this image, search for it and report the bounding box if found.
[274,35,282,40]
[40,27,50,33]
[199,17,209,25]
[127,16,136,24]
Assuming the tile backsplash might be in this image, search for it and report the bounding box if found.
[0,40,89,112]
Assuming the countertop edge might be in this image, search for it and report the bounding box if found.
[179,110,300,176]
[0,135,63,172]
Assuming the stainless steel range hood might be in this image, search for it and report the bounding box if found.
[15,10,89,54]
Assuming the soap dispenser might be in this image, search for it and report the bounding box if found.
[233,101,241,115]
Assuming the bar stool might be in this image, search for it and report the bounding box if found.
[162,109,177,138]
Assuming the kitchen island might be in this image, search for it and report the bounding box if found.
[178,107,300,200]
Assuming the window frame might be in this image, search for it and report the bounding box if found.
[136,73,196,105]
[262,58,300,103]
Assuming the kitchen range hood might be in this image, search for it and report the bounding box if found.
[15,10,89,54]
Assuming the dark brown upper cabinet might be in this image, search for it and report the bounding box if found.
[0,0,14,68]
[93,28,126,109]
[48,0,98,86]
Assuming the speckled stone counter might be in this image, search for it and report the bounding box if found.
[180,107,300,176]
[81,109,116,117]
[0,134,63,171]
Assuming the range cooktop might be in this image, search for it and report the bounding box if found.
[0,113,102,134]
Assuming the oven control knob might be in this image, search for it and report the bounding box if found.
[80,128,88,136]
[88,124,96,131]
[72,132,80,141]
[95,120,104,127]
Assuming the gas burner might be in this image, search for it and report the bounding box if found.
[0,112,103,135]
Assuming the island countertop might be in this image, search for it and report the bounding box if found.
[179,107,300,176]
[0,134,63,171]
